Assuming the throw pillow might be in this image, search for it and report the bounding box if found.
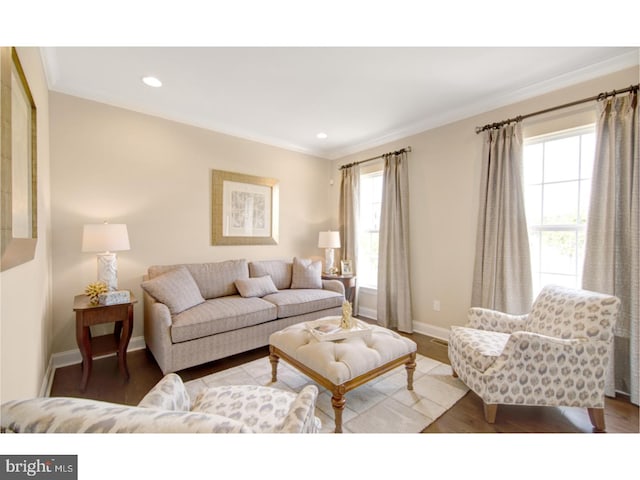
[234,275,279,298]
[141,266,205,315]
[290,257,322,289]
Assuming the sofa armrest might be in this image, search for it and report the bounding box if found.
[467,307,528,333]
[137,373,191,411]
[277,385,320,433]
[1,397,253,433]
[322,279,345,296]
[143,289,175,374]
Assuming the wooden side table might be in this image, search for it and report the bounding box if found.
[322,274,357,305]
[73,293,136,391]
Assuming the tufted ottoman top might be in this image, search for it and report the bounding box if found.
[269,320,417,385]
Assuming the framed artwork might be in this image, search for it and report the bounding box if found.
[211,169,279,245]
[1,47,38,271]
[341,260,354,275]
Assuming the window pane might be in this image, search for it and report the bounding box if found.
[578,179,591,224]
[542,181,579,225]
[540,230,577,276]
[540,273,578,290]
[358,171,383,288]
[580,132,595,179]
[543,136,580,182]
[523,142,543,185]
[524,184,542,225]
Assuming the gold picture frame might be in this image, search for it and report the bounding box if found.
[341,260,354,275]
[1,47,37,271]
[211,169,279,245]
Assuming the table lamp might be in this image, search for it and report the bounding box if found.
[82,222,130,291]
[318,230,340,275]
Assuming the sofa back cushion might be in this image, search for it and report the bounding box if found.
[149,259,249,299]
[249,260,292,290]
[141,266,205,315]
[235,275,279,298]
[291,257,322,289]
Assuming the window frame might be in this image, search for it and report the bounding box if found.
[523,124,595,296]
[357,164,384,289]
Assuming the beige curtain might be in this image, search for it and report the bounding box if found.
[339,164,359,314]
[471,122,533,314]
[583,90,639,405]
[377,151,412,332]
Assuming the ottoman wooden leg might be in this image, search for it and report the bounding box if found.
[331,385,346,433]
[405,352,416,391]
[269,346,280,383]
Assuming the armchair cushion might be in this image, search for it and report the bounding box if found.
[449,326,509,373]
[190,384,319,433]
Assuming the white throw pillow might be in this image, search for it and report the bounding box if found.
[290,257,322,289]
[234,275,279,298]
[141,266,205,315]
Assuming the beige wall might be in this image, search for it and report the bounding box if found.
[0,47,53,401]
[49,93,333,354]
[332,65,639,338]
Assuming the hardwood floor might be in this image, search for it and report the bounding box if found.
[50,330,639,434]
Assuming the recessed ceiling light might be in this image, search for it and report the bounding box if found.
[316,132,328,139]
[142,76,162,87]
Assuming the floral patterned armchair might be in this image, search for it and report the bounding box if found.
[448,285,620,431]
[1,374,320,434]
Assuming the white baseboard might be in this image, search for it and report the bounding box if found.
[412,321,450,342]
[42,336,146,397]
[357,306,377,321]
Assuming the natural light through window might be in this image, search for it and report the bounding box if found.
[358,170,383,288]
[523,126,595,298]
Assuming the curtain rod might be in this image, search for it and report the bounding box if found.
[339,146,412,170]
[475,83,639,134]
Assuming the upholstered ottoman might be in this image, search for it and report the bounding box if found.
[269,319,417,432]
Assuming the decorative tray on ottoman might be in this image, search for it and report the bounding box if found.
[305,316,373,342]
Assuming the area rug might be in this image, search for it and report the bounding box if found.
[184,354,469,433]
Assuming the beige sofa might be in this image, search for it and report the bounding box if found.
[1,373,320,433]
[142,258,345,374]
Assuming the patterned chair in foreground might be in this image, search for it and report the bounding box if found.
[1,374,320,434]
[448,285,620,431]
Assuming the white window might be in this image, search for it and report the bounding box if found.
[357,169,383,288]
[523,126,595,297]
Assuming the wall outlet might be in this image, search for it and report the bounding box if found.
[433,300,441,312]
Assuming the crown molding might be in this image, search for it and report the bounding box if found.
[326,49,639,160]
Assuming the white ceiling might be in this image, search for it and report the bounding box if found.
[41,47,639,159]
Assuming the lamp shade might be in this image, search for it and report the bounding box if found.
[318,231,340,249]
[82,223,130,253]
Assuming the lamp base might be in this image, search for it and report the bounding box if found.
[97,253,118,291]
[324,248,338,275]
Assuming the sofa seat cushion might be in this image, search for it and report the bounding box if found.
[170,296,277,343]
[448,326,510,373]
[262,289,343,318]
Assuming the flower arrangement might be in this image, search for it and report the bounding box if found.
[340,301,354,329]
[85,281,108,304]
